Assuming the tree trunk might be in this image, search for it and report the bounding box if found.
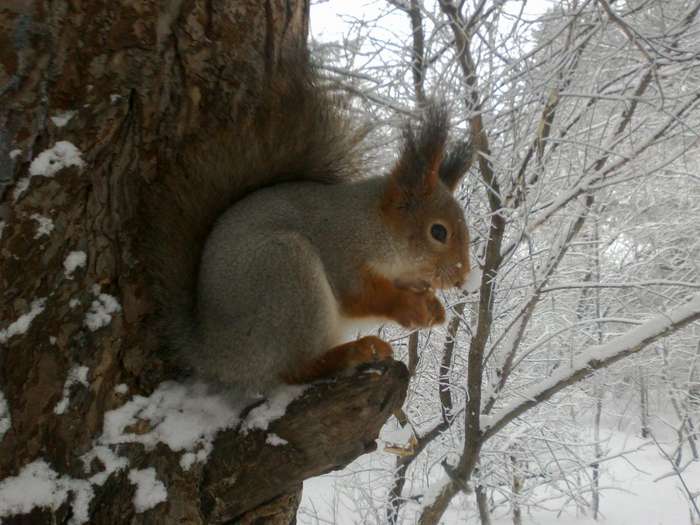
[639,368,650,439]
[510,453,521,525]
[476,482,492,525]
[0,1,408,523]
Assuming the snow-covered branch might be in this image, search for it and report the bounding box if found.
[541,280,700,293]
[483,294,700,441]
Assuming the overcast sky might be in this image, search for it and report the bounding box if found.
[310,0,554,43]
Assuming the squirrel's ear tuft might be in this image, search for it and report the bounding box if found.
[439,140,473,192]
[390,102,449,197]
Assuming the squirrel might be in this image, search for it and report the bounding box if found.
[146,51,473,399]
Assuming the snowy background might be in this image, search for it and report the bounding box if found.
[298,1,700,523]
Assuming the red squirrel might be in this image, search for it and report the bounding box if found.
[147,52,473,398]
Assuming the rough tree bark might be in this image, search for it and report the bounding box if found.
[0,1,409,523]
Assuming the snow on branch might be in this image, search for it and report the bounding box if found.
[541,280,700,292]
[482,294,700,441]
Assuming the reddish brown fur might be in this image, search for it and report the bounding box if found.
[282,336,393,384]
[283,265,445,385]
[340,266,446,328]
[380,172,471,290]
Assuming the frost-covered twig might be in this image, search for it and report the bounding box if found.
[649,432,700,520]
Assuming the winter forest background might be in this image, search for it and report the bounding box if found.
[300,0,700,523]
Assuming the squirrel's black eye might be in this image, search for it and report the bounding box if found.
[430,223,448,243]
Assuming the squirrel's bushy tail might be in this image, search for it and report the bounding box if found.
[144,52,364,355]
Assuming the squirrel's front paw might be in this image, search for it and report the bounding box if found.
[395,291,446,328]
[281,337,394,385]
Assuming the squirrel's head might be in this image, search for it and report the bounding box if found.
[379,104,473,290]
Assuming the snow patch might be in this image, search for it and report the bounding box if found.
[69,298,81,308]
[84,293,121,331]
[63,251,87,278]
[9,148,22,160]
[14,141,84,205]
[114,383,129,395]
[127,468,167,513]
[179,446,212,471]
[265,433,289,446]
[29,141,85,178]
[53,366,90,415]
[81,446,128,486]
[100,382,240,469]
[0,459,93,524]
[0,298,46,344]
[241,385,307,433]
[89,381,303,486]
[0,391,10,441]
[12,177,29,200]
[50,111,77,128]
[31,214,54,238]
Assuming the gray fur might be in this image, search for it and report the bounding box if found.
[191,177,397,395]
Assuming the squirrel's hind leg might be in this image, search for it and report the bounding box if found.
[281,336,393,385]
[198,229,356,395]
